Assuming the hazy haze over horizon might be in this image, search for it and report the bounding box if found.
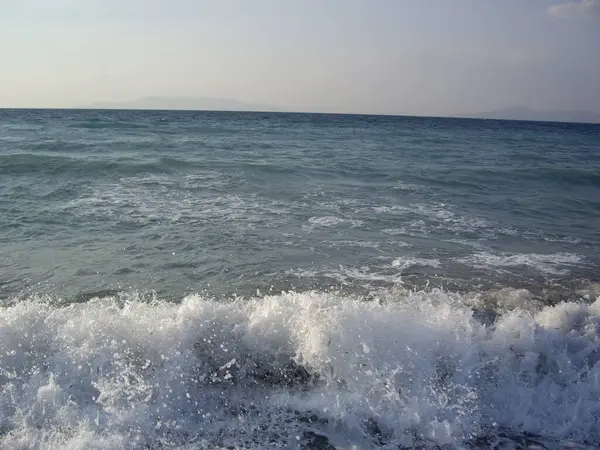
[1,0,599,116]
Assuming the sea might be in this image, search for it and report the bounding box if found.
[1,108,600,449]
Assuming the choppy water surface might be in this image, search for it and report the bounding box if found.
[1,109,599,449]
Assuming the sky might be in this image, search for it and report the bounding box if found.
[1,0,599,115]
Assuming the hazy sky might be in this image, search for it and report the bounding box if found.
[1,0,599,115]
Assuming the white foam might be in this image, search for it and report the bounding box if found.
[1,289,599,448]
[372,205,411,215]
[381,227,406,236]
[542,235,583,244]
[391,257,441,270]
[307,216,345,227]
[458,251,585,275]
[307,216,363,228]
[63,176,295,230]
[292,266,406,286]
[324,239,389,251]
[483,287,544,312]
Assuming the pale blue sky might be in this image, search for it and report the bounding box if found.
[1,0,599,115]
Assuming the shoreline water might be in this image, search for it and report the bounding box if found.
[1,287,599,448]
[1,109,599,448]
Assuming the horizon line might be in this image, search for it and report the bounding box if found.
[0,107,599,125]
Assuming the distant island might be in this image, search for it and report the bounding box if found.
[463,106,600,124]
[77,96,282,112]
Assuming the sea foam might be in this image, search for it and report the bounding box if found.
[1,288,599,449]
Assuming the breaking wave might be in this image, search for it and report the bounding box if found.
[1,288,599,449]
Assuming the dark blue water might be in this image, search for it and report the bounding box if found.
[1,109,600,449]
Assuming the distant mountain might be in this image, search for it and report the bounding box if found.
[77,96,282,112]
[465,106,600,124]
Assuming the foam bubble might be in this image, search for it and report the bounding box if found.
[292,266,406,286]
[0,288,599,448]
[308,216,345,227]
[307,216,363,228]
[391,257,441,270]
[457,251,585,275]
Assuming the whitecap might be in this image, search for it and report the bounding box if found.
[457,251,584,276]
[1,290,599,448]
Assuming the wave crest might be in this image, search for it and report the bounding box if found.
[1,288,599,448]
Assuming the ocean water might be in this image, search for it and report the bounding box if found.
[0,109,599,449]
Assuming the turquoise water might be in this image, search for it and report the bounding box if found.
[1,109,600,449]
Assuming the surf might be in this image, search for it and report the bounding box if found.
[1,287,599,448]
